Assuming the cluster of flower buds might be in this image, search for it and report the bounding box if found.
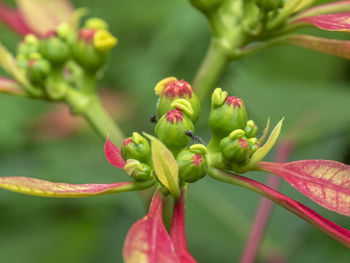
[209,88,260,167]
[14,17,117,99]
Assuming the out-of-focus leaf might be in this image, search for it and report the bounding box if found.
[16,0,74,35]
[0,176,154,197]
[259,160,350,217]
[208,167,350,248]
[242,118,284,170]
[284,34,350,59]
[0,76,25,96]
[258,117,270,145]
[170,187,197,263]
[143,132,180,198]
[295,13,350,32]
[123,190,180,263]
[104,138,126,169]
[293,0,316,13]
[0,1,35,36]
[293,1,350,20]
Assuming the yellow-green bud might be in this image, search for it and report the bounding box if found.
[220,133,252,165]
[39,34,70,63]
[26,56,51,84]
[121,132,151,164]
[155,77,200,123]
[155,109,194,155]
[244,120,258,138]
[177,147,207,183]
[124,159,153,181]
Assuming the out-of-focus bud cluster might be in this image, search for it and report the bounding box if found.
[14,17,117,99]
[208,88,260,168]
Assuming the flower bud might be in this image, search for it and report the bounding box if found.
[244,120,258,138]
[26,55,51,84]
[209,88,248,140]
[124,159,153,181]
[121,132,151,164]
[247,137,259,155]
[84,18,109,30]
[39,32,70,63]
[155,77,200,123]
[155,109,194,155]
[220,130,251,165]
[72,28,117,72]
[177,146,208,183]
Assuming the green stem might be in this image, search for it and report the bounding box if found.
[82,95,125,145]
[65,90,125,145]
[192,38,230,104]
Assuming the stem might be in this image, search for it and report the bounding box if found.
[192,38,230,104]
[82,95,125,145]
[239,140,294,263]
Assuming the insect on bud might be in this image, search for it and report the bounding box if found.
[121,132,151,164]
[177,145,208,183]
[244,120,258,138]
[155,77,200,123]
[155,109,194,155]
[209,88,248,140]
[220,130,252,165]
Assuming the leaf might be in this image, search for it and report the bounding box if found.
[16,0,74,35]
[284,34,350,60]
[208,167,350,248]
[170,187,197,263]
[0,1,35,36]
[242,118,284,170]
[258,117,270,146]
[104,137,126,169]
[143,132,180,198]
[0,77,26,97]
[259,160,350,216]
[123,190,180,263]
[295,12,350,32]
[0,176,154,197]
[292,0,316,13]
[293,1,350,20]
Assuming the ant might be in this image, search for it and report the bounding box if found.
[185,130,205,145]
[150,114,158,124]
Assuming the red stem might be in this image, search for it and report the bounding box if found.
[239,140,294,263]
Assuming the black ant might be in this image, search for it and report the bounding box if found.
[185,130,205,144]
[150,114,158,124]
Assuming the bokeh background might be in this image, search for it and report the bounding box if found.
[0,0,350,262]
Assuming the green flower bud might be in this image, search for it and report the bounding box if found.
[247,137,259,155]
[155,109,194,155]
[177,146,207,183]
[39,32,70,63]
[26,56,51,84]
[255,0,282,10]
[124,159,153,181]
[220,131,252,165]
[72,28,117,72]
[121,132,151,164]
[155,77,200,123]
[209,88,248,140]
[244,120,258,138]
[17,34,39,58]
[84,18,109,30]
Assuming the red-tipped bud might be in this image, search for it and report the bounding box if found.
[121,132,151,164]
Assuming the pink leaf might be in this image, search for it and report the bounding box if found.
[123,190,180,263]
[284,34,350,59]
[209,168,350,248]
[295,12,350,32]
[0,0,35,36]
[170,188,197,263]
[104,137,126,169]
[259,160,350,216]
[0,77,26,96]
[16,0,74,36]
[0,176,148,197]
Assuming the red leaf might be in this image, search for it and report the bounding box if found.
[295,12,350,32]
[0,1,35,36]
[208,168,350,248]
[170,188,197,263]
[260,160,350,216]
[0,176,142,197]
[104,137,126,169]
[123,191,180,263]
[284,34,350,59]
[0,77,25,96]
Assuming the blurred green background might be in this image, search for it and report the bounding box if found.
[0,0,350,262]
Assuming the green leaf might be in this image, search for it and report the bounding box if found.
[243,118,284,170]
[258,117,270,145]
[143,132,180,198]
